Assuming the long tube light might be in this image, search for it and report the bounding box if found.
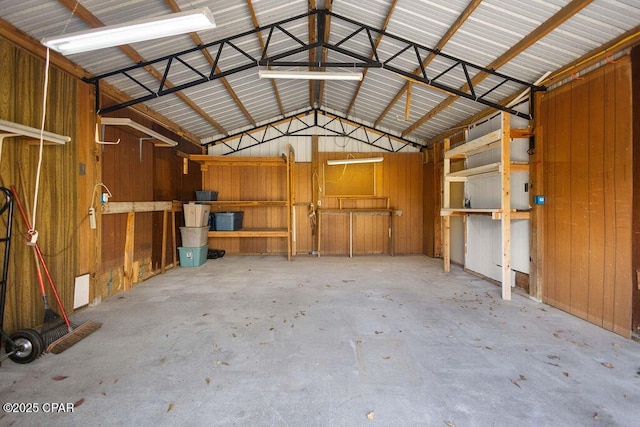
[0,118,70,144]
[42,7,216,55]
[327,157,383,166]
[259,70,363,81]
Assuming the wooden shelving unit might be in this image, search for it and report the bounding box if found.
[189,146,295,260]
[441,111,531,300]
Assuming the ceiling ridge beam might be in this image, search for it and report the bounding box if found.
[374,0,483,127]
[402,0,593,137]
[317,0,333,108]
[308,0,317,107]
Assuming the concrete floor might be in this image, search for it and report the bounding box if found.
[1,255,639,426]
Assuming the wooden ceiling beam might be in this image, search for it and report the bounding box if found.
[308,0,317,108]
[374,0,483,127]
[55,0,227,135]
[246,0,285,117]
[0,16,202,145]
[345,0,398,117]
[425,24,640,147]
[402,0,594,137]
[317,0,332,108]
[166,0,254,129]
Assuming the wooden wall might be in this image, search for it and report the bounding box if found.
[0,39,82,332]
[316,152,423,255]
[538,56,634,337]
[97,104,203,295]
[200,151,423,256]
[632,46,640,334]
[202,161,290,255]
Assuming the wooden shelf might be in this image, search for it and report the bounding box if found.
[441,208,500,216]
[200,200,288,208]
[192,146,295,260]
[445,129,502,159]
[445,161,529,181]
[189,155,286,168]
[441,111,532,301]
[208,229,289,238]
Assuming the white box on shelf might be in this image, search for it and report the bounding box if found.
[183,203,210,227]
[180,226,209,247]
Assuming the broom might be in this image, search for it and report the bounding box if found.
[10,185,101,354]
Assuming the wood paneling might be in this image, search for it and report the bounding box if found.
[0,40,79,332]
[202,163,289,255]
[423,153,435,257]
[319,152,423,255]
[539,57,633,337]
[295,162,313,254]
[632,46,640,334]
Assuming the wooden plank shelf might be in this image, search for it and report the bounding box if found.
[208,229,289,238]
[445,161,529,181]
[445,129,502,159]
[441,208,500,216]
[190,155,286,168]
[200,200,288,208]
[441,111,533,301]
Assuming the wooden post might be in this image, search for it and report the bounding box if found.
[501,112,512,300]
[443,138,451,272]
[311,135,319,253]
[530,91,544,301]
[161,210,168,274]
[123,211,135,290]
[171,210,177,267]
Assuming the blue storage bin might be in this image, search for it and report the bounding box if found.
[214,211,244,231]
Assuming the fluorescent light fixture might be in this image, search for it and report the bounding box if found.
[42,7,216,55]
[259,70,363,81]
[100,117,177,147]
[0,118,70,144]
[327,157,383,166]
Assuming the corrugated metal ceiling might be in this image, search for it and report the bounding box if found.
[0,0,638,149]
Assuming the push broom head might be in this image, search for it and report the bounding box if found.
[46,321,102,354]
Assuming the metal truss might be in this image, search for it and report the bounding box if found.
[87,9,544,120]
[208,108,421,154]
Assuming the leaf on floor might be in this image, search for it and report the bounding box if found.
[553,333,561,339]
[563,372,569,377]
[382,356,391,360]
[202,313,209,317]
[519,374,527,381]
[366,411,375,420]
[205,378,210,385]
[593,412,599,419]
[547,355,560,360]
[74,398,84,407]
[232,333,237,338]
[167,403,174,412]
[269,327,275,331]
[510,379,521,389]
[445,421,456,427]
[601,362,614,369]
[52,375,68,381]
[101,392,106,396]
